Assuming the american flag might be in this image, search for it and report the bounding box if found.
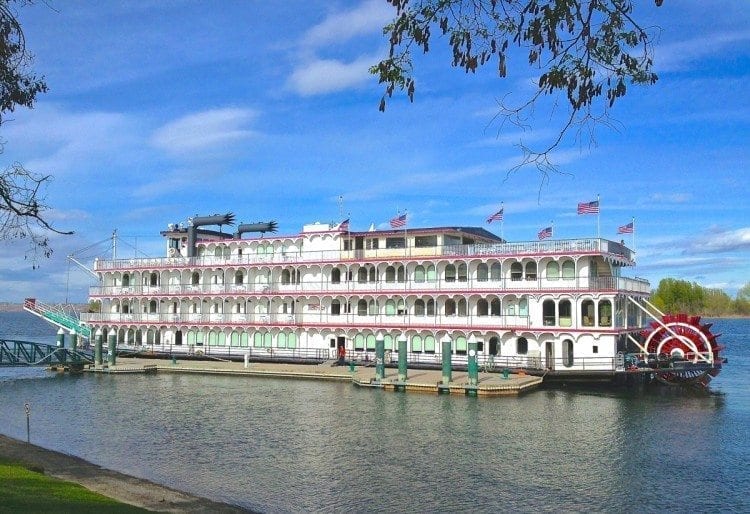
[390,213,407,228]
[577,200,600,215]
[538,226,552,240]
[617,221,634,234]
[486,208,504,224]
[338,218,350,231]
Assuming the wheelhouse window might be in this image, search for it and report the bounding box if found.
[385,237,405,249]
[366,238,379,250]
[415,235,437,247]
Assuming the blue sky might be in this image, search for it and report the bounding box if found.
[1,0,748,303]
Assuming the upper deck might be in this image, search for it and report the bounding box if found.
[93,237,636,271]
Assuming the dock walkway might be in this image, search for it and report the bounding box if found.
[87,357,542,396]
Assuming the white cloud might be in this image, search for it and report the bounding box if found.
[687,227,750,254]
[656,29,750,72]
[287,55,376,96]
[302,0,392,49]
[150,108,259,155]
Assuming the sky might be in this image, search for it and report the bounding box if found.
[1,0,748,303]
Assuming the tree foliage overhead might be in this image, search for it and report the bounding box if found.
[0,0,71,266]
[371,0,661,174]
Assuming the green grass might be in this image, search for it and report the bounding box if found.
[0,457,149,513]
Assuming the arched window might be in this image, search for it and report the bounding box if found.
[426,265,437,282]
[149,300,157,313]
[599,300,612,327]
[191,272,200,285]
[213,247,223,257]
[122,274,130,287]
[412,335,423,353]
[477,299,489,316]
[457,298,467,316]
[517,336,528,355]
[397,298,406,316]
[426,299,435,316]
[281,269,291,284]
[543,299,556,326]
[368,267,376,283]
[424,335,436,353]
[331,268,341,284]
[354,334,365,350]
[385,266,396,283]
[559,299,572,327]
[357,299,368,316]
[397,265,405,283]
[414,299,426,316]
[234,271,244,285]
[490,298,501,316]
[368,300,377,316]
[150,272,158,286]
[455,336,467,355]
[457,263,468,282]
[366,334,376,351]
[563,339,574,367]
[488,336,500,356]
[445,264,457,282]
[357,268,368,283]
[277,332,287,348]
[445,299,456,316]
[562,260,575,280]
[477,263,489,282]
[385,300,396,316]
[581,300,595,326]
[490,262,502,281]
[546,261,560,280]
[510,262,522,281]
[525,262,537,280]
[414,265,425,283]
[331,299,341,316]
[519,298,529,316]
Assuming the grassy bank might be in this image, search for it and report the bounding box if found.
[0,457,148,513]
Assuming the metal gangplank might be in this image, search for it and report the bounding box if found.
[22,298,91,339]
[0,339,93,366]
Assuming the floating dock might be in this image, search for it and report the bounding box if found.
[83,357,542,396]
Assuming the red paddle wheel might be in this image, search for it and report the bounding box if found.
[641,313,723,386]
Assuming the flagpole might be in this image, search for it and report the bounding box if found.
[597,194,600,239]
[500,201,504,240]
[632,217,636,256]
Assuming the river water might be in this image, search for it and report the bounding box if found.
[1,312,748,513]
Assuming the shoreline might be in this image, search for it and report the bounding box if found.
[0,434,251,513]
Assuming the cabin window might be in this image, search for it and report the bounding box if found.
[510,262,523,281]
[457,263,468,282]
[397,299,406,316]
[277,333,287,349]
[519,298,529,316]
[415,235,437,247]
[354,334,365,350]
[424,335,436,353]
[148,300,157,313]
[490,262,502,281]
[582,300,595,327]
[488,336,500,356]
[426,299,435,316]
[384,334,394,351]
[563,339,574,367]
[546,261,560,280]
[562,260,575,280]
[368,300,377,316]
[122,274,130,287]
[455,336,467,355]
[445,299,456,316]
[457,298,467,317]
[525,262,537,280]
[477,299,489,316]
[445,264,457,282]
[385,266,396,283]
[357,300,367,316]
[397,265,405,283]
[411,335,423,353]
[490,298,501,316]
[366,238,379,250]
[414,265,425,282]
[543,300,556,326]
[414,299,426,316]
[559,299,572,327]
[506,302,515,316]
[599,300,612,327]
[385,300,396,316]
[150,272,158,286]
[281,269,291,284]
[357,268,368,283]
[331,300,341,316]
[385,237,405,249]
[234,271,244,285]
[517,336,528,355]
[366,334,377,351]
[477,263,489,282]
[331,268,341,284]
[426,265,437,282]
[191,272,200,285]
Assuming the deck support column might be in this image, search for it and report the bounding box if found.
[441,334,452,384]
[56,328,65,364]
[397,339,407,382]
[467,339,478,386]
[375,337,385,381]
[70,331,78,362]
[107,333,116,366]
[94,329,103,366]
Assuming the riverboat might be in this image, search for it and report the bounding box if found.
[27,212,724,386]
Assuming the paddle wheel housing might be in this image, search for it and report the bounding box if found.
[641,313,724,386]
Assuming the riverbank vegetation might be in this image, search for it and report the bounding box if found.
[651,279,750,317]
[0,457,147,513]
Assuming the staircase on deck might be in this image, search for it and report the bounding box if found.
[22,298,91,339]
